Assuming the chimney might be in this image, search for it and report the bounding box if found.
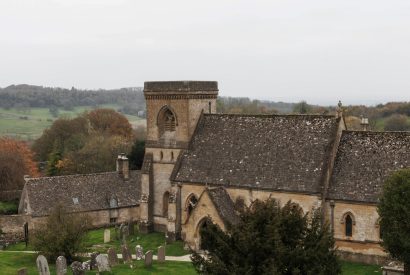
[116,153,129,180]
[360,116,369,131]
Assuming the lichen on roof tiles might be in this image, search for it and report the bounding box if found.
[173,114,340,194]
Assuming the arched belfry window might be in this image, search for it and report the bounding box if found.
[157,106,177,137]
[345,215,353,237]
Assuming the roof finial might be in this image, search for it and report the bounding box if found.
[336,100,343,118]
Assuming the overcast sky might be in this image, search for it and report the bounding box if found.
[1,0,409,105]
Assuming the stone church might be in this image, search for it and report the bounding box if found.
[17,81,410,265]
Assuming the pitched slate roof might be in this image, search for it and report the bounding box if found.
[328,131,410,203]
[23,171,141,217]
[207,187,240,226]
[172,114,341,194]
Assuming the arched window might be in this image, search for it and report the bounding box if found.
[163,192,169,217]
[345,215,353,237]
[158,106,176,137]
[186,194,198,216]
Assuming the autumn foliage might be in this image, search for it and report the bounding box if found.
[0,138,39,193]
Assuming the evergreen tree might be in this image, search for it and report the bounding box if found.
[191,199,341,275]
[378,169,410,274]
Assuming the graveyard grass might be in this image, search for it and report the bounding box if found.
[0,252,383,275]
[6,227,187,256]
[83,228,187,256]
[0,252,196,275]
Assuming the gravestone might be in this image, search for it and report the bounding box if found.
[36,255,50,275]
[17,268,27,275]
[144,250,153,268]
[96,254,111,272]
[119,223,125,240]
[56,256,67,275]
[107,247,119,266]
[82,261,90,271]
[70,261,85,275]
[114,224,119,240]
[90,252,100,270]
[104,229,110,243]
[157,246,165,263]
[128,219,135,235]
[121,244,132,263]
[135,245,144,260]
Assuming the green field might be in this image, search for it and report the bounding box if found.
[0,105,145,141]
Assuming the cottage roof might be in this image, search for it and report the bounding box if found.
[23,171,141,217]
[172,114,341,194]
[207,187,240,226]
[328,131,410,203]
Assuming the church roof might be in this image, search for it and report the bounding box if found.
[328,131,410,203]
[207,187,240,226]
[22,171,141,217]
[172,114,341,194]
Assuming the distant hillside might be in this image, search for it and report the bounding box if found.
[0,84,145,115]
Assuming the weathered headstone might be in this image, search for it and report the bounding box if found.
[90,252,100,270]
[114,224,119,240]
[70,261,85,275]
[56,256,67,275]
[135,245,144,260]
[81,261,90,271]
[107,247,119,266]
[96,254,111,272]
[104,229,110,243]
[36,255,50,275]
[17,268,27,275]
[119,223,125,240]
[157,246,165,263]
[128,219,135,235]
[121,244,132,263]
[144,250,153,268]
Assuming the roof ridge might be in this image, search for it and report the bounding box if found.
[27,170,141,182]
[343,130,410,135]
[204,113,337,118]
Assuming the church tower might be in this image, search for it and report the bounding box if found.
[139,81,218,239]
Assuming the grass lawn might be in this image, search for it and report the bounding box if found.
[83,228,187,256]
[0,105,144,141]
[341,261,381,275]
[6,228,187,256]
[0,251,382,275]
[0,252,195,275]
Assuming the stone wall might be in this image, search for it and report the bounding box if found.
[0,190,22,201]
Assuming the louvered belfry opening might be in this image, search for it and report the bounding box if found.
[159,107,176,137]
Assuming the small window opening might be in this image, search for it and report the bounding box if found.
[160,151,163,160]
[72,197,79,205]
[110,217,117,224]
[345,215,353,237]
[171,151,174,161]
[208,101,212,113]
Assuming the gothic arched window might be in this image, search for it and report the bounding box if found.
[163,192,169,217]
[345,214,353,237]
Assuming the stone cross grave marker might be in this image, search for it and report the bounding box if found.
[36,255,50,275]
[157,246,165,263]
[144,250,153,268]
[107,247,119,266]
[96,254,111,272]
[56,256,67,275]
[70,261,85,275]
[104,229,110,243]
[90,252,100,270]
[17,268,27,275]
[121,244,132,263]
[135,245,144,260]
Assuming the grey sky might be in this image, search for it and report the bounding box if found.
[1,0,409,105]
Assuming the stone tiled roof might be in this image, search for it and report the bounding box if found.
[207,187,240,226]
[173,114,341,194]
[23,171,141,217]
[328,131,410,203]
